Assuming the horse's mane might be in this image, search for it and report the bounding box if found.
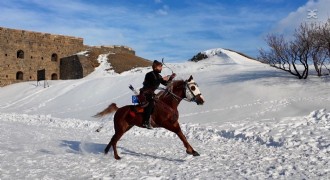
[154,79,182,103]
[156,79,185,101]
[166,79,185,90]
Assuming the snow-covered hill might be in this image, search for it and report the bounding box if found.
[0,48,329,179]
[204,48,259,65]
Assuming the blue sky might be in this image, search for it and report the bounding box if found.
[0,0,329,62]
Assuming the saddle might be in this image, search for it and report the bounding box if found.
[129,96,157,118]
[129,87,164,118]
[129,105,144,117]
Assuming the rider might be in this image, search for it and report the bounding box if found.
[139,60,176,129]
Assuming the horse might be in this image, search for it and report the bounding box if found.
[94,75,205,160]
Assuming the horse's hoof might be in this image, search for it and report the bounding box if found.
[104,149,109,155]
[186,150,200,156]
[193,151,200,156]
[115,156,121,160]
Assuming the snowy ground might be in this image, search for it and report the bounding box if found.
[0,48,329,179]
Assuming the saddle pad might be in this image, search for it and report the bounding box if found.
[132,95,139,104]
[135,106,144,113]
[129,106,144,117]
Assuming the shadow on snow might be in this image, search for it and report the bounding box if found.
[59,140,186,162]
[218,70,293,84]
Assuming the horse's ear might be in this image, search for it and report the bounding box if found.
[188,75,193,82]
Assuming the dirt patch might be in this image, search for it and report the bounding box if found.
[107,53,152,73]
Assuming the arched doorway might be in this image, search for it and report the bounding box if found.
[16,71,23,80]
[51,53,58,62]
[17,50,24,59]
[51,73,58,80]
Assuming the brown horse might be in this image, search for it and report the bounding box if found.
[94,75,205,160]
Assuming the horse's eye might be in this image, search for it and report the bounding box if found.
[191,86,196,91]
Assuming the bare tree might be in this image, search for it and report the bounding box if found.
[316,19,330,75]
[321,19,330,57]
[258,27,311,79]
[293,23,313,79]
[259,35,296,76]
[258,19,330,79]
[307,21,329,76]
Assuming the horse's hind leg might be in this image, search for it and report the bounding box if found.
[104,132,124,160]
[105,125,133,160]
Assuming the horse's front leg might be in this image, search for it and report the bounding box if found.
[165,121,200,156]
[175,130,200,156]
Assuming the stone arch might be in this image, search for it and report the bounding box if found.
[51,53,58,62]
[51,73,58,80]
[16,71,23,80]
[17,50,24,59]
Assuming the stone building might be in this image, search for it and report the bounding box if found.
[0,27,135,86]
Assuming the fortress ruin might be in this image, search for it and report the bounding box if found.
[0,27,135,86]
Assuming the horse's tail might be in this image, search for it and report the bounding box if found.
[93,103,119,118]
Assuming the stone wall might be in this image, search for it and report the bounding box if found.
[85,45,135,56]
[0,27,135,86]
[0,27,85,86]
[60,55,84,80]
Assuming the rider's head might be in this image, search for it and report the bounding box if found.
[152,60,163,73]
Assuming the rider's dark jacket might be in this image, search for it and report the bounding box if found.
[141,70,168,93]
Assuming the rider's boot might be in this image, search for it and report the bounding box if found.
[142,117,153,129]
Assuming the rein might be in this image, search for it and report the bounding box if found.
[158,81,192,102]
[158,87,187,102]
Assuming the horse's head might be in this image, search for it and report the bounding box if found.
[184,75,205,105]
[164,75,205,105]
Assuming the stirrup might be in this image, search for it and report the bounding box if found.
[140,101,149,108]
[142,123,153,129]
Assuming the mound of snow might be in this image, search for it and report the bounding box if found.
[203,48,261,65]
[1,108,329,179]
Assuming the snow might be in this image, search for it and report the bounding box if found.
[0,48,329,179]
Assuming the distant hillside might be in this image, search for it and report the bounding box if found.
[107,53,152,73]
[224,49,256,61]
[189,48,257,62]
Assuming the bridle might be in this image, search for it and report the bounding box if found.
[160,80,201,103]
[185,81,202,102]
[160,59,198,102]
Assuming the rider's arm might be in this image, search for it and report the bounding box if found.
[160,76,169,86]
[160,73,176,86]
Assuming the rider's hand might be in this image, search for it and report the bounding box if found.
[169,73,176,80]
[163,75,170,81]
